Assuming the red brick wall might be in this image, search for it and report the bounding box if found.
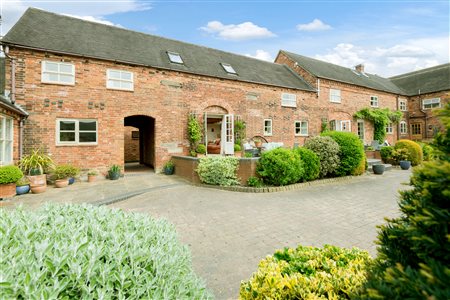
[124,126,139,162]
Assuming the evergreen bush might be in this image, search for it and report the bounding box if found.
[380,146,395,164]
[304,136,340,178]
[196,156,239,186]
[257,148,303,186]
[0,166,23,184]
[294,147,320,181]
[394,139,423,166]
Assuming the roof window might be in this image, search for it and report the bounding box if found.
[167,51,184,64]
[221,63,237,74]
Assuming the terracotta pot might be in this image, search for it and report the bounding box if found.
[0,183,17,199]
[55,179,69,188]
[234,151,242,158]
[27,174,47,187]
[88,175,96,182]
[254,141,262,148]
[30,184,46,194]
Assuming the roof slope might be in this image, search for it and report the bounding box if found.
[389,63,450,96]
[280,50,406,94]
[2,8,314,92]
[0,95,28,116]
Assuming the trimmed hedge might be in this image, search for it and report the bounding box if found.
[0,204,210,299]
[394,139,423,166]
[240,245,372,299]
[0,165,23,184]
[304,136,340,178]
[380,146,395,164]
[294,147,320,181]
[196,156,239,186]
[322,131,365,176]
[257,148,303,186]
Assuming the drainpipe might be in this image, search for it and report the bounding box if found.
[317,78,320,97]
[10,58,15,104]
[19,118,24,159]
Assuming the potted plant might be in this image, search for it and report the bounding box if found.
[163,160,175,175]
[0,166,23,199]
[372,164,385,175]
[18,149,54,187]
[254,138,262,148]
[87,170,98,182]
[16,177,30,195]
[62,164,80,185]
[108,165,121,180]
[196,144,207,157]
[234,144,242,157]
[393,149,411,170]
[53,165,69,188]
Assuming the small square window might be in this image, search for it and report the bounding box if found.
[41,61,75,85]
[386,122,393,134]
[399,99,407,111]
[400,121,407,134]
[330,89,341,103]
[264,119,272,136]
[295,121,308,136]
[57,119,98,145]
[107,69,134,91]
[281,93,297,107]
[167,51,184,64]
[370,96,379,107]
[221,63,237,74]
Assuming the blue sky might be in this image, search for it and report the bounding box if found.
[2,0,449,76]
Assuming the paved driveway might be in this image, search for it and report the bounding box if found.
[111,169,412,299]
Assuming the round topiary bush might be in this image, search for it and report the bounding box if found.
[196,144,206,154]
[0,165,23,184]
[257,148,303,186]
[322,131,365,176]
[394,139,423,166]
[294,147,320,181]
[380,146,395,164]
[304,136,340,178]
[0,204,210,299]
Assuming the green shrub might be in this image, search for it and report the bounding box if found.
[196,156,239,186]
[0,166,23,184]
[394,139,423,166]
[247,176,263,187]
[196,144,206,154]
[352,156,367,175]
[257,148,303,186]
[234,144,241,152]
[418,142,435,161]
[53,164,80,180]
[187,115,202,151]
[0,204,210,299]
[304,136,340,178]
[322,131,365,176]
[294,147,320,181]
[380,146,395,163]
[361,105,450,299]
[240,245,372,300]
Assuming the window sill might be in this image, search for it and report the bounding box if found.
[56,143,98,147]
[263,134,273,137]
[41,81,75,86]
[295,134,309,137]
[330,101,341,104]
[106,87,134,92]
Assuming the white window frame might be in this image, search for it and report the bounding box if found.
[370,96,379,107]
[56,119,98,146]
[341,120,351,132]
[281,93,297,108]
[330,120,351,132]
[106,69,134,91]
[221,63,237,74]
[422,98,441,110]
[167,51,184,64]
[41,61,75,85]
[0,115,14,166]
[399,99,407,111]
[400,121,407,134]
[357,120,364,141]
[329,89,341,103]
[264,119,272,136]
[386,122,393,134]
[294,120,308,136]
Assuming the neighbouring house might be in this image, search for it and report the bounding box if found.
[1,8,448,171]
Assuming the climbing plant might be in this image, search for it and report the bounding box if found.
[187,114,202,151]
[234,119,246,146]
[354,108,402,143]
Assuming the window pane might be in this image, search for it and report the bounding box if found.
[4,141,12,163]
[59,64,73,73]
[0,118,3,139]
[109,80,121,88]
[60,132,75,142]
[60,121,75,130]
[121,82,133,90]
[121,71,132,81]
[44,73,59,82]
[5,119,12,140]
[79,121,96,131]
[79,132,96,143]
[59,74,73,83]
[168,52,183,64]
[108,70,121,80]
[45,62,58,72]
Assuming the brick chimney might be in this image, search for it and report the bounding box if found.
[355,64,365,73]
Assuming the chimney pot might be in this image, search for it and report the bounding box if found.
[355,64,365,73]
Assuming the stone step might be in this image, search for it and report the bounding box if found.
[367,158,382,166]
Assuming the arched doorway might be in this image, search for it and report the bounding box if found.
[124,115,155,172]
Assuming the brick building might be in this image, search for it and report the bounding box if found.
[1,8,448,171]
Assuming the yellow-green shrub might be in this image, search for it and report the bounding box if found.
[240,245,372,299]
[394,139,423,166]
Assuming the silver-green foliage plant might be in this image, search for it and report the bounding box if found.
[196,156,239,186]
[0,204,211,299]
[304,136,340,178]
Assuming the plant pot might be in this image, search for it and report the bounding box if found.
[234,152,242,158]
[27,174,47,187]
[88,175,96,183]
[400,160,411,170]
[55,179,69,188]
[163,166,174,175]
[16,184,30,195]
[254,141,262,148]
[0,183,17,199]
[68,177,75,185]
[30,184,46,194]
[108,171,120,180]
[372,164,385,175]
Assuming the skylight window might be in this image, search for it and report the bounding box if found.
[167,51,183,64]
[221,63,237,74]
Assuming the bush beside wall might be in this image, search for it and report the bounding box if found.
[394,139,423,166]
[257,148,304,186]
[196,156,240,186]
[304,136,340,178]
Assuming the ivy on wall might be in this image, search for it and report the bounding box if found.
[354,108,402,143]
[187,114,202,152]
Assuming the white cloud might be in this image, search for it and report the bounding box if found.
[314,37,449,76]
[297,19,332,31]
[245,50,273,62]
[63,14,124,28]
[200,21,275,41]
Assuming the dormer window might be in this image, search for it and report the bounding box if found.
[221,63,237,74]
[167,52,183,64]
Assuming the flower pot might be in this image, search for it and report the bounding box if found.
[372,164,385,175]
[88,175,96,182]
[30,184,46,194]
[16,184,30,195]
[400,160,411,170]
[68,177,75,185]
[27,174,47,187]
[254,141,262,148]
[163,166,174,175]
[109,171,120,180]
[234,152,242,158]
[0,183,17,199]
[55,179,69,188]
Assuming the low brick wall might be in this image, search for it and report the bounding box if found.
[172,156,259,185]
[365,150,381,159]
